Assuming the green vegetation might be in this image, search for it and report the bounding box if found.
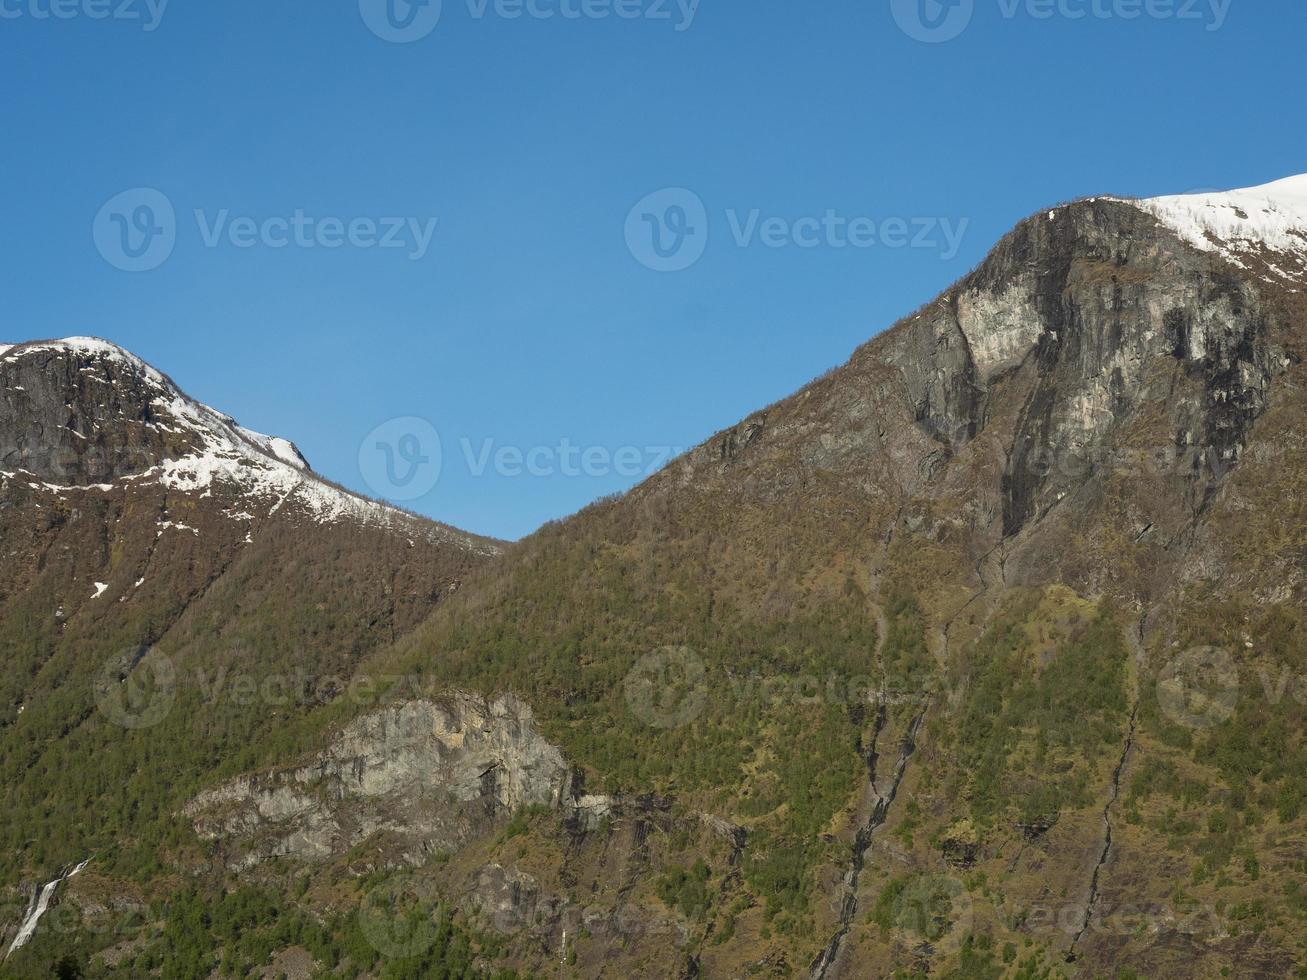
[949,594,1130,827]
[0,882,528,980]
[655,859,713,920]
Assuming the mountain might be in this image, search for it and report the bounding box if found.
[5,176,1307,979]
[0,338,501,970]
[339,176,1305,979]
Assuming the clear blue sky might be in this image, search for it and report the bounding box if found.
[3,0,1304,540]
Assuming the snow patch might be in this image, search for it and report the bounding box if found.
[1126,174,1307,280]
[91,582,108,599]
[2,337,498,556]
[237,428,310,470]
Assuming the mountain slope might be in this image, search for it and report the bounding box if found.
[8,176,1307,979]
[336,178,1307,978]
[0,339,501,955]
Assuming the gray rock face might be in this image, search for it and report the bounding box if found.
[0,337,311,485]
[642,192,1302,608]
[1,339,192,484]
[185,693,611,869]
[883,200,1285,536]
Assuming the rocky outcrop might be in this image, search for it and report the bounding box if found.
[885,200,1285,538]
[0,337,316,486]
[185,693,611,869]
[0,337,501,546]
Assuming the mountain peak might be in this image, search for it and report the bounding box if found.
[1,336,492,552]
[3,335,310,473]
[1125,174,1307,282]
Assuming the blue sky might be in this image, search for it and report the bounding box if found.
[3,0,1304,540]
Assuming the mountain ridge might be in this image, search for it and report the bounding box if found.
[5,175,1307,978]
[1,335,500,554]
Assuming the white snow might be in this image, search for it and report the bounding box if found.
[4,859,90,959]
[2,338,495,553]
[91,582,108,599]
[1,337,168,383]
[1126,174,1307,281]
[27,481,114,493]
[157,520,198,535]
[237,428,310,469]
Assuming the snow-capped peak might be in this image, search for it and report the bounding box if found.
[3,336,312,474]
[1127,174,1307,281]
[4,336,168,385]
[1,337,492,552]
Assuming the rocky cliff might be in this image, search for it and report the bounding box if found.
[186,693,611,870]
[0,339,503,968]
[368,176,1307,978]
